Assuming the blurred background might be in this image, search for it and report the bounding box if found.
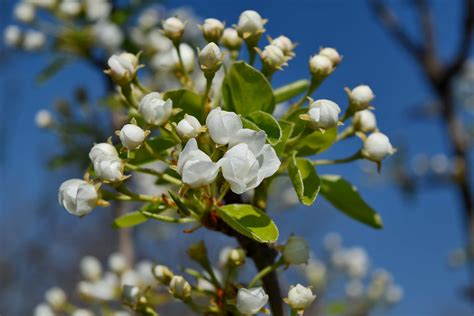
[1,0,473,315]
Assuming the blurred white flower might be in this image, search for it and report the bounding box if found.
[23,30,46,50]
[221,28,242,50]
[201,18,224,42]
[14,2,35,23]
[59,0,81,16]
[4,25,22,47]
[34,303,55,316]
[45,287,66,310]
[35,109,54,128]
[283,236,310,265]
[287,284,316,311]
[80,256,102,281]
[108,253,128,273]
[85,0,111,21]
[72,309,94,316]
[94,21,124,51]
[236,287,268,315]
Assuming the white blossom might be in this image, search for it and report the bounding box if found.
[94,157,123,182]
[283,236,310,265]
[136,261,155,286]
[305,259,326,288]
[221,28,242,50]
[287,284,316,310]
[94,21,124,51]
[236,287,268,315]
[353,109,377,133]
[348,85,375,110]
[177,138,219,188]
[35,109,54,128]
[78,272,118,301]
[80,256,102,281]
[237,10,265,38]
[319,47,341,66]
[343,247,369,279]
[201,18,224,42]
[198,42,222,73]
[107,52,137,83]
[14,2,35,23]
[205,107,242,145]
[34,303,55,316]
[309,54,332,77]
[4,25,22,47]
[307,99,341,130]
[138,8,159,29]
[260,44,287,69]
[385,285,404,304]
[89,143,118,163]
[108,252,128,273]
[45,287,66,310]
[119,124,145,150]
[23,30,46,50]
[362,132,395,162]
[60,0,82,16]
[122,285,140,303]
[85,0,111,21]
[58,179,98,216]
[138,92,172,126]
[345,279,364,298]
[169,275,191,299]
[176,114,201,138]
[162,17,185,41]
[147,29,173,53]
[271,35,295,56]
[153,265,174,284]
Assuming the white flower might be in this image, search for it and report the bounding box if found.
[162,17,185,41]
[323,232,342,251]
[35,109,54,128]
[122,285,140,303]
[198,42,222,73]
[260,44,287,70]
[78,273,118,301]
[85,0,111,21]
[362,132,395,162]
[345,279,364,298]
[72,309,94,316]
[307,99,341,130]
[80,256,102,281]
[348,85,375,110]
[136,261,155,286]
[59,0,81,16]
[153,265,174,284]
[271,35,295,56]
[23,30,46,50]
[4,25,22,47]
[94,157,123,182]
[309,54,333,77]
[305,259,326,288]
[353,109,377,133]
[119,124,145,150]
[201,18,224,42]
[138,8,159,29]
[147,29,173,52]
[221,28,242,50]
[89,143,119,163]
[34,303,55,316]
[283,236,309,265]
[108,252,128,273]
[45,287,66,310]
[221,129,280,194]
[385,285,404,304]
[58,179,98,216]
[177,138,219,188]
[121,270,141,287]
[169,275,192,299]
[287,284,316,310]
[14,2,35,23]
[319,47,341,66]
[176,114,201,138]
[107,52,137,84]
[205,107,242,145]
[138,92,172,126]
[236,287,268,315]
[237,10,265,38]
[94,21,124,51]
[343,247,369,278]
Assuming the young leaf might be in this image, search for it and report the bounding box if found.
[217,204,279,243]
[113,211,148,228]
[320,175,383,229]
[294,127,337,157]
[222,61,275,115]
[274,79,310,103]
[274,120,294,155]
[288,153,321,205]
[247,110,282,145]
[164,89,204,122]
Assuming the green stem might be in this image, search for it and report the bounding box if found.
[174,42,190,85]
[336,125,355,141]
[132,77,151,94]
[283,77,322,119]
[248,257,284,288]
[312,151,363,166]
[124,163,182,186]
[201,74,214,110]
[247,45,257,66]
[121,84,139,108]
[115,183,159,202]
[141,210,196,224]
[290,309,298,316]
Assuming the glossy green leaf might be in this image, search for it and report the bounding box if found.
[288,153,321,205]
[222,61,275,115]
[164,89,204,122]
[246,111,282,145]
[113,211,148,228]
[274,120,294,155]
[320,175,383,229]
[274,79,310,103]
[294,127,337,157]
[217,204,279,243]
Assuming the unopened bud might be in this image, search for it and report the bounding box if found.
[271,35,295,57]
[306,99,341,130]
[283,236,310,265]
[169,275,192,300]
[153,265,174,285]
[176,114,202,138]
[14,2,35,23]
[201,18,224,43]
[362,132,395,162]
[347,85,375,111]
[237,10,266,46]
[106,52,139,85]
[221,28,242,50]
[45,287,67,311]
[259,44,287,71]
[119,124,145,150]
[162,17,185,42]
[353,109,377,133]
[286,284,316,311]
[319,47,341,67]
[199,42,223,75]
[35,110,54,128]
[309,54,333,78]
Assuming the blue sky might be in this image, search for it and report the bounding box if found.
[1,0,473,315]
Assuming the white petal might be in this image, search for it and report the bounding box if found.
[256,144,281,185]
[177,138,199,174]
[228,128,266,155]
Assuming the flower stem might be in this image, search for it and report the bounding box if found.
[115,183,159,202]
[174,42,191,86]
[124,163,182,186]
[312,150,363,166]
[201,73,214,112]
[283,77,322,119]
[141,210,196,224]
[121,84,139,108]
[248,257,284,288]
[247,45,257,66]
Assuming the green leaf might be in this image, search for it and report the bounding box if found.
[168,191,191,216]
[36,58,70,84]
[164,89,204,122]
[286,108,308,136]
[246,111,282,145]
[274,79,310,103]
[274,120,294,156]
[288,153,321,205]
[222,61,275,115]
[217,204,279,243]
[320,175,383,229]
[113,211,148,228]
[132,135,177,165]
[294,127,337,157]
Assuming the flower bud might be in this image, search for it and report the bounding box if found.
[283,236,310,265]
[119,124,145,150]
[236,287,268,315]
[169,275,192,300]
[80,256,102,281]
[45,287,67,311]
[4,25,22,47]
[201,18,224,42]
[353,109,377,133]
[206,107,242,145]
[58,179,98,216]
[220,247,246,267]
[271,35,295,57]
[94,157,123,182]
[35,109,54,128]
[138,92,173,126]
[14,3,35,23]
[347,85,375,111]
[108,252,128,273]
[221,28,242,50]
[60,0,82,16]
[199,42,223,74]
[309,54,333,78]
[260,44,287,71]
[85,0,111,20]
[34,303,54,316]
[385,285,404,304]
[237,10,266,46]
[106,52,138,85]
[319,47,341,67]
[286,284,316,311]
[89,143,119,163]
[307,99,341,130]
[122,285,140,304]
[93,21,124,51]
[176,114,202,138]
[23,30,46,51]
[153,265,174,285]
[362,132,395,162]
[162,17,185,42]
